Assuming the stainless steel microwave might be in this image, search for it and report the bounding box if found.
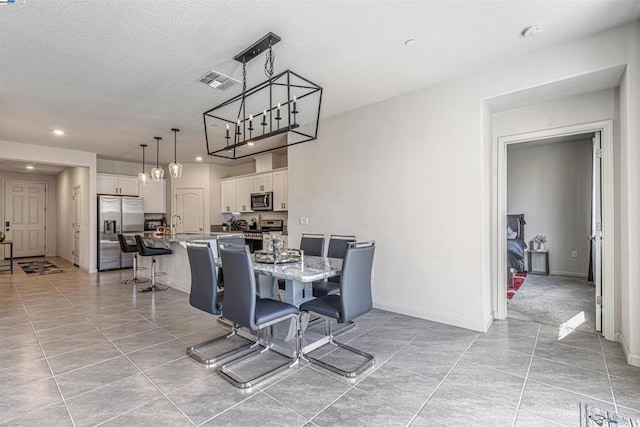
[250,192,273,211]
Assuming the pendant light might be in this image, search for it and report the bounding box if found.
[168,128,183,178]
[150,136,164,181]
[138,144,150,185]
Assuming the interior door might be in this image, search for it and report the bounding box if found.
[175,188,203,234]
[72,186,81,266]
[592,132,603,333]
[4,181,46,258]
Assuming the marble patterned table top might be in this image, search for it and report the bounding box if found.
[216,255,343,283]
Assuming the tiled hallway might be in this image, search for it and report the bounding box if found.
[1,258,639,426]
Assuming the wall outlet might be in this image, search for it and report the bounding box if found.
[299,216,309,225]
[572,250,578,258]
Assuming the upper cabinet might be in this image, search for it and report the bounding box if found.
[139,179,166,213]
[273,170,288,211]
[253,173,273,193]
[220,169,288,213]
[221,179,238,213]
[236,176,254,212]
[97,173,139,196]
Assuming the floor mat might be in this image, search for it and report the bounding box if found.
[507,272,527,300]
[18,260,64,276]
[581,403,639,426]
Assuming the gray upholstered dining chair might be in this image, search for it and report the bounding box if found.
[300,233,325,257]
[217,242,300,388]
[300,240,376,377]
[312,234,356,297]
[185,241,253,365]
[216,235,246,289]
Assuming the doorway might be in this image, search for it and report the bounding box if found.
[505,132,598,332]
[3,180,47,258]
[174,188,204,234]
[496,121,614,339]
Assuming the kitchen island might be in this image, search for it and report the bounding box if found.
[133,232,243,293]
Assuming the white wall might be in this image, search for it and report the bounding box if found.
[288,18,639,354]
[507,139,593,276]
[56,167,90,270]
[0,172,58,257]
[0,140,97,272]
[97,159,141,176]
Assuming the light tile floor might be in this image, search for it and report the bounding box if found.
[1,257,639,426]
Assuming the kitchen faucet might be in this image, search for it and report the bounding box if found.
[170,215,182,236]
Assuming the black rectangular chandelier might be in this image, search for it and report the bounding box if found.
[203,33,323,160]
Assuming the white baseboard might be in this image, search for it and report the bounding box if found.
[615,332,640,367]
[373,302,486,332]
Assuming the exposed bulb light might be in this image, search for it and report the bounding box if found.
[138,144,150,185]
[169,128,183,178]
[521,24,544,38]
[151,137,164,181]
[53,129,65,136]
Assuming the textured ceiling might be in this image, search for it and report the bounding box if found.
[1,1,639,166]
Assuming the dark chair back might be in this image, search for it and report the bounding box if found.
[118,234,136,253]
[187,241,221,315]
[327,235,356,283]
[135,235,171,256]
[327,235,356,259]
[219,243,257,330]
[340,241,375,323]
[300,234,325,257]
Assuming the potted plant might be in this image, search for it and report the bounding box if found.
[533,234,548,250]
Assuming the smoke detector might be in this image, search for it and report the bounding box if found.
[198,70,240,90]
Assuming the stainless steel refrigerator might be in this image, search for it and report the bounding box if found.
[98,196,144,271]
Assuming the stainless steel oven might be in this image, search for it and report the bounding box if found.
[250,192,273,211]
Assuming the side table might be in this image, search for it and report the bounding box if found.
[527,249,549,275]
[0,241,14,274]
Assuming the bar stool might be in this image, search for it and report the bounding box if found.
[117,234,148,285]
[134,235,171,292]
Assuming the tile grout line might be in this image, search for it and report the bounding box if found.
[85,316,201,426]
[405,333,481,426]
[597,333,619,413]
[12,279,78,427]
[511,322,541,426]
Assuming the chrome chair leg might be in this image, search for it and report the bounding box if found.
[186,323,255,366]
[139,257,168,292]
[303,318,374,378]
[122,254,149,284]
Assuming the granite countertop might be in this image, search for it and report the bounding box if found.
[136,231,243,243]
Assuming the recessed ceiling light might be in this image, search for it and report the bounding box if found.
[404,39,417,47]
[53,129,65,136]
[521,24,544,38]
[195,156,203,161]
[26,165,34,170]
[247,142,255,146]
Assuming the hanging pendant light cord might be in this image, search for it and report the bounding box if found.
[142,146,146,170]
[174,130,177,162]
[156,140,160,167]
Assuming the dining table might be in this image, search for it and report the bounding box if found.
[214,253,345,354]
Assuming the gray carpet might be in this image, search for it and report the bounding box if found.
[508,274,596,333]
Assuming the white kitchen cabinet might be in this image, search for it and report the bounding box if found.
[221,179,237,213]
[139,179,166,213]
[253,173,273,192]
[97,173,139,196]
[236,176,254,212]
[273,170,288,211]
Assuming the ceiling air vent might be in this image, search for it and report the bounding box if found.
[198,70,240,90]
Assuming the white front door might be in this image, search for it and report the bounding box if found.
[4,181,47,258]
[73,185,81,266]
[175,188,204,234]
[592,132,603,333]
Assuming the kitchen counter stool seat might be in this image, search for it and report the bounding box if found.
[117,234,148,285]
[135,235,172,292]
